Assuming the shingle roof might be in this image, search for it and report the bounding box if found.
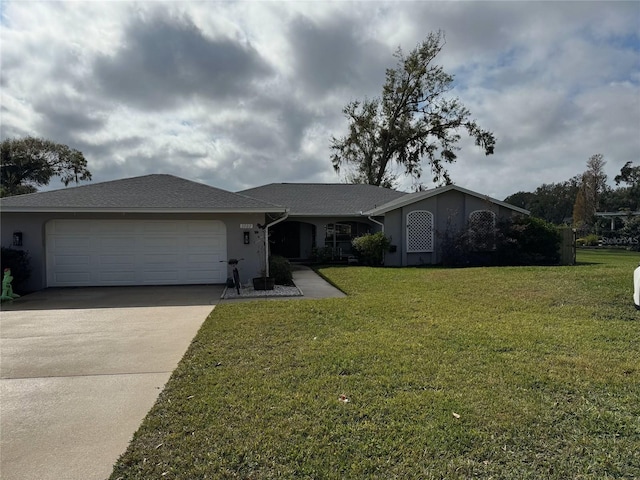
[0,174,285,212]
[365,184,530,215]
[239,183,407,216]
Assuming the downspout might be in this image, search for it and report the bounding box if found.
[365,212,386,264]
[264,211,289,277]
[367,215,384,232]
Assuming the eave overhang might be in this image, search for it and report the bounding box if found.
[0,207,289,214]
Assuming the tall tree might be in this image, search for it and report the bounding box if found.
[611,161,640,211]
[504,179,580,225]
[572,154,608,230]
[0,136,91,197]
[331,31,495,189]
[614,161,640,188]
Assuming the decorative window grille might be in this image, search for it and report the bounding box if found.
[407,210,434,252]
[469,210,496,251]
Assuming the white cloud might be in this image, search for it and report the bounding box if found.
[1,0,638,200]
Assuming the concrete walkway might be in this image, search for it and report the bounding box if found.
[291,265,346,299]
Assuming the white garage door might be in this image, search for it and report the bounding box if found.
[46,219,227,287]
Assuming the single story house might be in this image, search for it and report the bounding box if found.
[0,174,529,291]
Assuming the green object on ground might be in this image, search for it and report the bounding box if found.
[1,268,20,302]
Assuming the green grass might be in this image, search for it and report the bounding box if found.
[111,249,640,479]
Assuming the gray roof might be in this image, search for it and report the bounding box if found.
[0,174,285,213]
[239,183,407,216]
[365,184,531,216]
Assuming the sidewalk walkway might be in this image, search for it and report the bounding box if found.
[291,265,346,299]
[220,265,345,301]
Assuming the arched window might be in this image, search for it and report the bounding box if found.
[469,210,496,250]
[407,210,434,252]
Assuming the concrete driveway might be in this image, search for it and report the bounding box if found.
[0,285,222,480]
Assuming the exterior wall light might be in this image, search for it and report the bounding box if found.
[12,232,23,247]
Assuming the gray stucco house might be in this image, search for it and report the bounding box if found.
[0,174,528,291]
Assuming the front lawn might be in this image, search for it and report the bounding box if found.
[111,249,640,479]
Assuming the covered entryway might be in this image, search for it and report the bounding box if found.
[45,219,227,287]
[269,221,316,260]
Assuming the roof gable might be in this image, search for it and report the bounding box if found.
[365,184,530,216]
[0,174,285,213]
[239,183,407,216]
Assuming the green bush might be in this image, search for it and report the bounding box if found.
[620,217,640,251]
[439,216,561,267]
[269,255,294,285]
[496,216,561,265]
[1,247,32,294]
[578,234,600,247]
[352,232,391,266]
[310,246,333,264]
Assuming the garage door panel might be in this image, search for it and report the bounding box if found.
[141,271,179,283]
[51,236,91,249]
[186,269,221,282]
[49,220,88,234]
[143,252,180,262]
[54,255,91,266]
[187,253,221,263]
[188,237,218,248]
[92,222,137,234]
[46,220,227,287]
[143,238,180,249]
[99,254,136,265]
[99,271,137,283]
[54,272,92,284]
[99,237,135,250]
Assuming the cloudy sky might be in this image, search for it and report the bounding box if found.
[1,1,638,200]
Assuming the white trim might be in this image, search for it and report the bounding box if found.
[365,184,530,216]
[264,213,289,277]
[368,215,385,232]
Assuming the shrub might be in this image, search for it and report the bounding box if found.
[578,234,600,247]
[438,224,471,267]
[310,246,333,264]
[496,216,561,265]
[269,255,294,285]
[620,217,640,251]
[1,247,32,294]
[352,232,391,266]
[439,216,561,267]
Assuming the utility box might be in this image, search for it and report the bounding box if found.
[634,263,640,310]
